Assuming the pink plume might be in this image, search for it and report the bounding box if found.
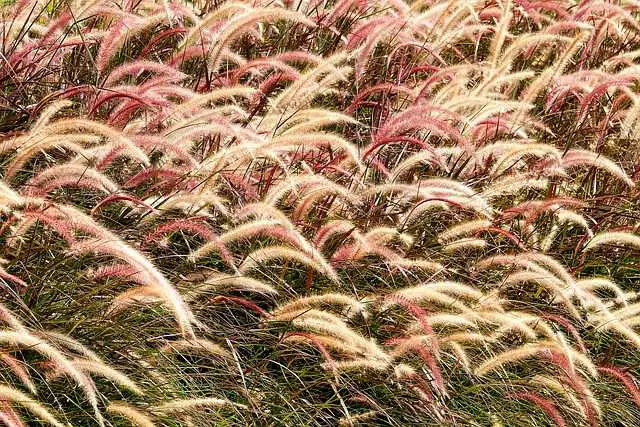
[384,294,439,353]
[87,263,145,284]
[283,332,336,372]
[210,295,271,318]
[91,194,156,216]
[599,366,640,407]
[509,391,567,427]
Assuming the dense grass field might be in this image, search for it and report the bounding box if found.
[2,0,640,425]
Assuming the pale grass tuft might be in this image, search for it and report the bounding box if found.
[106,286,164,317]
[205,8,315,72]
[201,218,315,256]
[444,341,471,372]
[530,375,586,417]
[67,231,196,339]
[479,312,539,340]
[577,278,628,305]
[0,385,64,427]
[562,149,635,188]
[36,118,149,165]
[390,259,444,272]
[188,273,278,296]
[272,293,366,318]
[388,281,483,307]
[39,331,102,363]
[283,333,364,357]
[442,238,487,253]
[428,313,477,329]
[269,53,350,113]
[151,398,247,414]
[323,358,390,372]
[240,245,340,283]
[488,0,513,67]
[475,343,548,376]
[0,330,102,425]
[476,339,596,379]
[0,351,36,394]
[30,100,73,133]
[482,175,549,199]
[583,232,640,252]
[108,403,155,427]
[501,271,581,318]
[74,359,143,395]
[277,309,389,362]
